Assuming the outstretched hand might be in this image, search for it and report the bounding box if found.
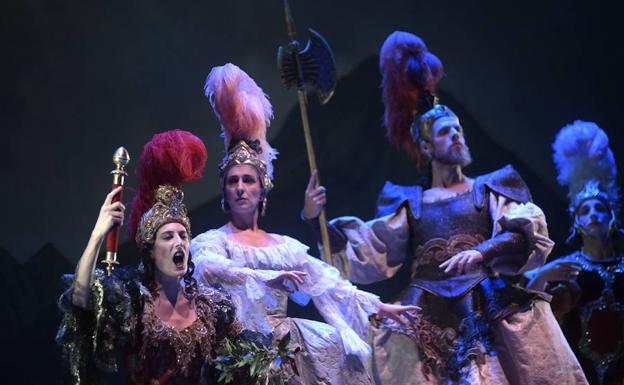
[537,260,582,283]
[267,270,308,293]
[302,170,326,220]
[377,303,421,326]
[439,250,484,275]
[92,187,125,238]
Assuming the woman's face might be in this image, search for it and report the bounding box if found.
[152,222,189,279]
[224,164,264,215]
[576,198,612,239]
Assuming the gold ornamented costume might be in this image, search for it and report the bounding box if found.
[56,185,240,385]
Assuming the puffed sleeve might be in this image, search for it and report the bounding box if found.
[191,230,284,334]
[304,255,382,361]
[56,268,139,385]
[192,231,282,290]
[474,193,554,275]
[326,204,411,284]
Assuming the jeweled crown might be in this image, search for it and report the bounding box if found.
[135,185,191,247]
[219,140,274,191]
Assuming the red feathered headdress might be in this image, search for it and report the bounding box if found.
[380,31,443,165]
[127,129,207,244]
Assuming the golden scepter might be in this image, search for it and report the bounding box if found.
[101,146,130,275]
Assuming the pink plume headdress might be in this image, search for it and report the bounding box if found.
[127,129,207,245]
[380,31,444,168]
[552,120,619,217]
[204,63,277,190]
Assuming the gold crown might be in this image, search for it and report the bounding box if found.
[135,185,191,247]
[219,140,273,191]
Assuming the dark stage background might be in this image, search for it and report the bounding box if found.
[1,1,623,384]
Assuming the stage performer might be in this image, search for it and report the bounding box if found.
[526,121,624,385]
[190,63,418,385]
[302,31,588,385]
[57,131,247,385]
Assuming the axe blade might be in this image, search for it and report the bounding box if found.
[277,28,337,105]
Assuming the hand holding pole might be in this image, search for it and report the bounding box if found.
[277,0,336,263]
[102,146,130,275]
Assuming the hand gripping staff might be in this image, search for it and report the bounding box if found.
[102,146,130,275]
[277,0,336,263]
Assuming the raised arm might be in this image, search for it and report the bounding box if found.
[72,187,125,309]
[303,173,411,284]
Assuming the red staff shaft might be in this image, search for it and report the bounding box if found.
[105,182,123,255]
[102,147,130,275]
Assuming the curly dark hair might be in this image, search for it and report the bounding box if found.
[140,243,198,301]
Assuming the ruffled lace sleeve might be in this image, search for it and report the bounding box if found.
[284,237,382,361]
[56,268,139,385]
[192,229,381,361]
[192,229,282,283]
[191,230,284,334]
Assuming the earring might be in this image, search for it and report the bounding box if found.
[261,197,268,217]
[221,198,229,213]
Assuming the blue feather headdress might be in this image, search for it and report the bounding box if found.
[552,120,619,221]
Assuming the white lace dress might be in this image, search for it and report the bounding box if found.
[190,227,380,385]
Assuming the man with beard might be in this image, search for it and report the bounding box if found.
[301,31,587,385]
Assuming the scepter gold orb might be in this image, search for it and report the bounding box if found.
[112,146,130,169]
